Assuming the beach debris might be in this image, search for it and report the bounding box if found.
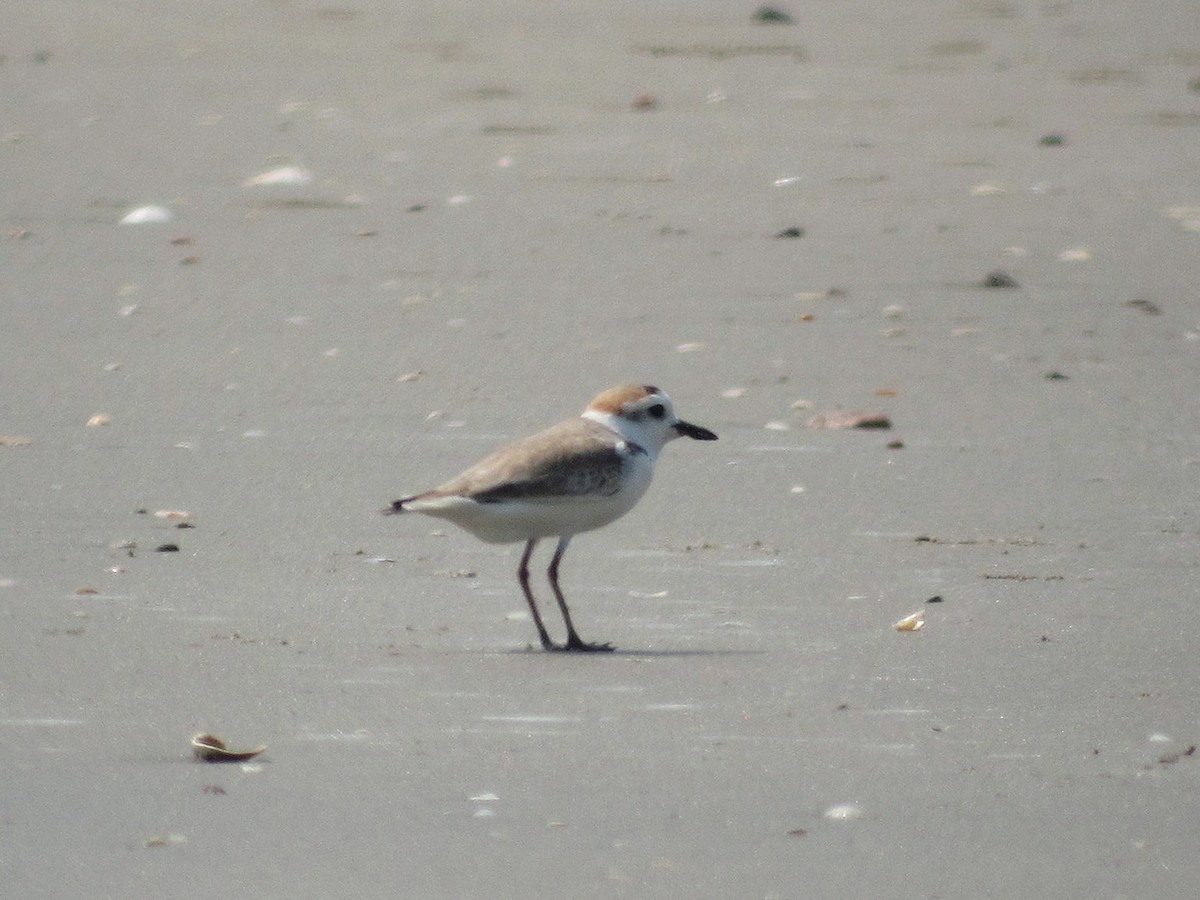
[1044,371,1069,381]
[893,610,925,632]
[191,733,267,763]
[86,413,112,427]
[774,226,805,238]
[119,205,172,225]
[983,270,1019,288]
[0,435,33,446]
[754,5,794,24]
[805,412,892,430]
[926,595,944,604]
[1127,298,1161,315]
[202,784,227,795]
[675,342,706,353]
[1038,133,1066,146]
[1058,247,1091,262]
[242,165,313,187]
[154,509,191,521]
[823,802,862,820]
[1164,206,1200,232]
[886,439,905,449]
[1156,746,1196,766]
[75,587,98,595]
[764,420,789,431]
[155,543,180,552]
[144,834,187,848]
[631,93,658,110]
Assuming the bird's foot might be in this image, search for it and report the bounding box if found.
[552,637,615,653]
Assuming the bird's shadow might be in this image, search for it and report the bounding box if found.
[497,646,766,659]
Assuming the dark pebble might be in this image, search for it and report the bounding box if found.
[983,270,1019,288]
[1039,133,1066,146]
[774,226,805,239]
[155,543,180,552]
[1044,371,1069,381]
[754,6,794,23]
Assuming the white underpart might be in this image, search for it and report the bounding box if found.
[405,421,659,544]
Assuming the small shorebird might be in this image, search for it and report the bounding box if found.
[383,384,718,651]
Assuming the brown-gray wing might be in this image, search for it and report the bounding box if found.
[435,420,626,502]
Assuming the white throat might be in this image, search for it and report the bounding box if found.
[581,409,663,461]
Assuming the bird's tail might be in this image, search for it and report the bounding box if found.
[381,496,415,516]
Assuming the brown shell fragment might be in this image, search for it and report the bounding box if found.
[191,733,267,763]
[806,412,893,430]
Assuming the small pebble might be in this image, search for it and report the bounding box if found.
[754,5,794,24]
[983,270,1019,288]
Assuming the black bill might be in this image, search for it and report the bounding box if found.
[674,420,718,441]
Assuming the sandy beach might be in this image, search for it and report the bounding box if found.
[3,1,1199,897]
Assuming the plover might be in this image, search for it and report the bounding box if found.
[383,384,718,651]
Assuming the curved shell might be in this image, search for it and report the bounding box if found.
[191,733,267,762]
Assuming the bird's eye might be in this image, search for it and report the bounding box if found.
[647,403,666,419]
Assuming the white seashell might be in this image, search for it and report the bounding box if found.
[119,205,173,225]
[823,803,863,820]
[893,611,925,632]
[242,165,313,187]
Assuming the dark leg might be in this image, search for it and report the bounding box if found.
[547,536,614,652]
[517,539,555,650]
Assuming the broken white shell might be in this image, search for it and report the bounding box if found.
[893,611,926,632]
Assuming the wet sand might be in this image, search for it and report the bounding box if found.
[3,1,1200,897]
